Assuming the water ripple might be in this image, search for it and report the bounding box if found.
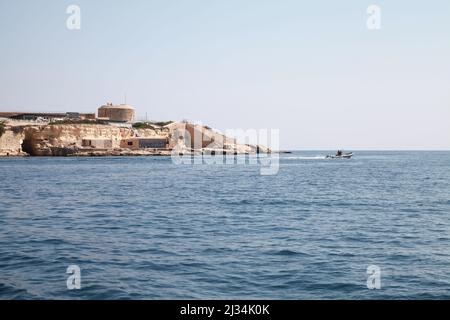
[1,151,450,299]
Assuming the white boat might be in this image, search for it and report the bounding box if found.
[326,152,353,159]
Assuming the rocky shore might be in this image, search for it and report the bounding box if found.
[0,120,270,157]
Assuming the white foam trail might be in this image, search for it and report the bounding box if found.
[284,156,326,160]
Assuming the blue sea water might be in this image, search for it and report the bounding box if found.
[0,151,450,300]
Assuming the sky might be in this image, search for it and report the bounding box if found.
[0,0,449,150]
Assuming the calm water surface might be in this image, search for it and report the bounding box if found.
[1,151,450,299]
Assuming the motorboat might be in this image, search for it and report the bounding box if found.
[326,152,353,159]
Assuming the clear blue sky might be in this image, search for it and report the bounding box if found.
[1,0,449,150]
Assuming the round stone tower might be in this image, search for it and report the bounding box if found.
[98,103,135,123]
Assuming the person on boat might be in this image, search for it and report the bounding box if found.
[336,150,343,156]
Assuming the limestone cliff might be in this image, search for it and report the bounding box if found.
[18,124,171,156]
[0,124,27,156]
[0,120,269,156]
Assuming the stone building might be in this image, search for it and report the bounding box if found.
[81,138,113,149]
[97,103,135,123]
[120,137,168,150]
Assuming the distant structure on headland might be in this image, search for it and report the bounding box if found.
[97,103,135,123]
[0,102,136,124]
[0,112,95,121]
[1,101,271,157]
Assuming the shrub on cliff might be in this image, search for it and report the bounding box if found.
[0,121,5,138]
[132,122,155,130]
[49,119,108,125]
[133,121,173,129]
[152,121,173,127]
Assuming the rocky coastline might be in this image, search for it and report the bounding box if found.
[0,120,270,157]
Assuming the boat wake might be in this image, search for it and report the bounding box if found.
[284,156,327,160]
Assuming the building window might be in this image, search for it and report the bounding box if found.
[128,141,133,146]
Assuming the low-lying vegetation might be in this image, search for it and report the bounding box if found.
[152,121,173,127]
[133,121,174,129]
[49,119,108,125]
[0,120,5,138]
[132,122,155,130]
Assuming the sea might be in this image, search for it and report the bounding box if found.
[1,151,450,299]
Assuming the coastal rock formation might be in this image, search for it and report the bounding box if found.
[0,124,27,156]
[20,124,129,156]
[0,120,270,157]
